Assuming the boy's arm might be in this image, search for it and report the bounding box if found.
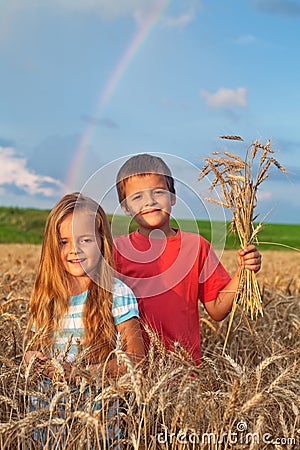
[204,245,261,321]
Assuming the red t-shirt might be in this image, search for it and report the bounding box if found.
[113,230,230,364]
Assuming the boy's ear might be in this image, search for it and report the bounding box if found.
[121,202,132,216]
[171,191,176,206]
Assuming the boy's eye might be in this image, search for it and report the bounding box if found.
[131,194,142,201]
[154,189,165,195]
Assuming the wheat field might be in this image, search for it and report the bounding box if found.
[0,244,299,449]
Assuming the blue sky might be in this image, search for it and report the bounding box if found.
[1,0,300,224]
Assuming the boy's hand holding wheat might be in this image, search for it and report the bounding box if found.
[199,137,286,352]
[237,245,261,273]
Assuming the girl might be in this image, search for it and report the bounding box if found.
[24,192,144,380]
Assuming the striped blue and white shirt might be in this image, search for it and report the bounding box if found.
[34,278,139,361]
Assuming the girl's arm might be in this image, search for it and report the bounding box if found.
[204,245,262,321]
[115,316,145,366]
[25,319,145,382]
[87,317,145,379]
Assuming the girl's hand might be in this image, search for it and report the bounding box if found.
[24,350,48,368]
[63,362,74,382]
[23,351,55,379]
[47,362,75,383]
[237,245,262,273]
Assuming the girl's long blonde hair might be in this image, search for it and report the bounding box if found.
[25,192,116,362]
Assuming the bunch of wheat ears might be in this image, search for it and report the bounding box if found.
[199,137,286,351]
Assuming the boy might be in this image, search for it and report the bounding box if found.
[113,154,261,364]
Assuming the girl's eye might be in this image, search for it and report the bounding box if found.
[81,237,97,244]
[59,239,68,246]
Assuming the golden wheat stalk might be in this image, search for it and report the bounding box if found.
[199,137,286,352]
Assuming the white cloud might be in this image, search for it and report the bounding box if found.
[3,0,198,29]
[56,0,170,24]
[200,87,247,108]
[0,147,63,197]
[161,13,194,28]
[1,0,196,39]
[160,0,200,29]
[2,0,169,25]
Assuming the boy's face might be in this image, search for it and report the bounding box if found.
[122,173,176,236]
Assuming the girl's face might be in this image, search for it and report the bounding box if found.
[59,210,101,292]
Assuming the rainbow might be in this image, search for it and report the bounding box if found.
[65,1,170,191]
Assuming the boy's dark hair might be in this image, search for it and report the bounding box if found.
[116,154,175,204]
